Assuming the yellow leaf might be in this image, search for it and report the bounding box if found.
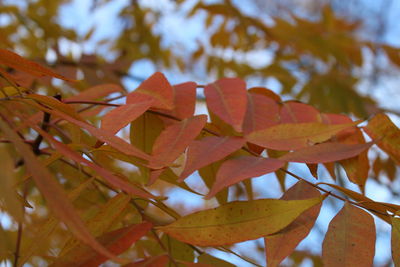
[157,195,325,246]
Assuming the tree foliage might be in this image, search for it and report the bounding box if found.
[1,0,400,266]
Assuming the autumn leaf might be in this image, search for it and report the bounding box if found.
[158,195,325,246]
[52,222,153,267]
[0,119,119,263]
[322,202,376,267]
[204,78,247,132]
[166,82,197,119]
[280,101,321,123]
[265,180,321,267]
[0,48,76,81]
[127,72,174,110]
[101,101,152,134]
[242,92,280,134]
[205,156,284,199]
[364,113,400,164]
[149,115,207,169]
[66,83,124,101]
[279,142,373,163]
[391,217,400,267]
[29,122,157,199]
[179,136,246,181]
[245,121,360,150]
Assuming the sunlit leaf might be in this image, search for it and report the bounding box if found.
[158,195,325,246]
[205,156,284,199]
[245,121,360,150]
[179,136,245,181]
[204,78,247,132]
[322,202,375,267]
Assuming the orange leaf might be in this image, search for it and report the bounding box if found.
[179,136,246,181]
[0,48,76,81]
[280,101,321,123]
[279,142,372,163]
[101,101,152,134]
[66,83,124,101]
[149,115,207,169]
[363,113,400,164]
[243,92,280,134]
[54,222,153,267]
[205,156,284,199]
[322,202,376,267]
[0,119,119,263]
[127,72,174,110]
[204,78,247,132]
[245,121,360,150]
[265,181,321,267]
[29,123,157,199]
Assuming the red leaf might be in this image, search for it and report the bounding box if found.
[127,72,174,110]
[66,84,124,101]
[248,87,281,102]
[280,101,321,123]
[205,156,284,199]
[243,92,280,135]
[265,181,321,267]
[179,136,246,181]
[204,78,247,132]
[167,82,197,119]
[29,123,157,199]
[149,115,207,169]
[54,222,153,267]
[81,222,153,267]
[101,101,152,134]
[279,142,373,163]
[322,202,376,267]
[0,48,76,81]
[0,120,118,263]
